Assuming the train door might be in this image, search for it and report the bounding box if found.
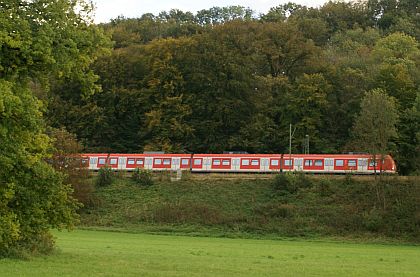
[358,158,368,173]
[232,158,240,171]
[325,158,334,173]
[89,157,98,170]
[203,158,212,171]
[294,158,303,171]
[118,157,126,170]
[261,158,269,172]
[172,158,180,170]
[145,157,153,170]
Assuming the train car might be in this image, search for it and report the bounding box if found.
[83,153,192,171]
[143,153,192,171]
[191,154,295,173]
[274,154,396,174]
[84,153,123,171]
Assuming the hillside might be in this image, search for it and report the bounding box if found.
[79,174,419,242]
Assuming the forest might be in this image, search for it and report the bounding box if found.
[47,1,419,175]
[0,0,419,256]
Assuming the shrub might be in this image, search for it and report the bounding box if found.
[132,168,154,187]
[363,208,385,232]
[316,178,333,196]
[96,166,114,187]
[344,174,355,186]
[295,172,313,188]
[272,173,297,193]
[272,172,312,193]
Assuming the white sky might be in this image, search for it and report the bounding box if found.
[92,0,330,23]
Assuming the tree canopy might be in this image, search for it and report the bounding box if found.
[42,0,419,174]
[0,0,110,257]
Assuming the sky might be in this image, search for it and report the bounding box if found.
[92,0,330,23]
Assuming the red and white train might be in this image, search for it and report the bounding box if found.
[82,153,397,174]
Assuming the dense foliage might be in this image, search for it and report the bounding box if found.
[0,0,109,257]
[45,1,420,175]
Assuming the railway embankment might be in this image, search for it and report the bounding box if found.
[78,173,419,243]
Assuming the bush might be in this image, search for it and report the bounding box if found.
[1,231,55,260]
[272,172,312,194]
[316,178,333,196]
[132,168,154,187]
[97,166,114,187]
[344,174,355,186]
[363,208,385,232]
[272,173,297,193]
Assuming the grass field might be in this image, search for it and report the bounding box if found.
[1,230,419,276]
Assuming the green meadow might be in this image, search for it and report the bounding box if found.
[1,229,419,276]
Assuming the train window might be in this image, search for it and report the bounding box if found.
[304,160,313,166]
[348,160,357,167]
[90,157,97,164]
[222,160,230,166]
[271,159,279,166]
[325,159,333,166]
[127,159,135,165]
[181,159,189,165]
[314,160,323,166]
[335,160,344,167]
[241,159,250,166]
[98,158,106,165]
[251,159,259,166]
[154,159,162,165]
[163,159,171,165]
[369,160,377,167]
[109,158,118,165]
[284,159,292,166]
[193,159,202,165]
[213,159,221,166]
[136,159,144,165]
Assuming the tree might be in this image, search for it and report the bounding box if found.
[196,6,254,25]
[141,38,194,152]
[395,92,420,175]
[371,33,419,109]
[48,128,95,206]
[288,73,332,153]
[0,0,108,257]
[351,89,399,173]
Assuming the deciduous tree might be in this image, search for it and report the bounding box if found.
[351,89,399,173]
[0,0,108,257]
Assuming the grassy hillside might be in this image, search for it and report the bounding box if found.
[2,230,420,276]
[80,174,419,242]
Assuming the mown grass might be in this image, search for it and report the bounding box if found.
[0,229,419,276]
[80,174,419,242]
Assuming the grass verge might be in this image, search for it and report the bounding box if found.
[1,229,419,276]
